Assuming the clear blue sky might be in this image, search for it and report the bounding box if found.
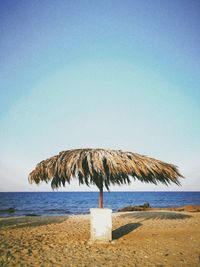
[0,0,199,191]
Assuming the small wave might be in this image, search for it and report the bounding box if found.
[25,213,41,217]
[44,209,69,212]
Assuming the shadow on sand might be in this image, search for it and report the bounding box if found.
[112,211,191,240]
[0,216,68,229]
[112,223,142,240]
[119,211,191,221]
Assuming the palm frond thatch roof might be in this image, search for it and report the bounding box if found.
[28,148,183,190]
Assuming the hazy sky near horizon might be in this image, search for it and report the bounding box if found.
[0,0,200,192]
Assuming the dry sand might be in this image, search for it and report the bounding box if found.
[0,211,200,267]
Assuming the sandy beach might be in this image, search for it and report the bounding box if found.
[1,211,200,267]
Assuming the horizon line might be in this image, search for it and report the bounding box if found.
[0,190,199,193]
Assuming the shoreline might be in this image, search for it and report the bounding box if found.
[0,209,195,227]
[1,204,200,219]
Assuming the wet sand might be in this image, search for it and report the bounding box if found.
[0,211,200,267]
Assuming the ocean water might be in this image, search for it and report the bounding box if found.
[0,191,199,217]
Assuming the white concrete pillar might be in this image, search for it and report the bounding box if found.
[90,208,112,242]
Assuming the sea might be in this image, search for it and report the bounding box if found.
[0,191,199,217]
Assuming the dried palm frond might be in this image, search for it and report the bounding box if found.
[29,148,183,190]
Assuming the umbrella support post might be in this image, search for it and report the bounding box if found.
[90,208,112,243]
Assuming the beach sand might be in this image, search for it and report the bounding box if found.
[0,211,200,267]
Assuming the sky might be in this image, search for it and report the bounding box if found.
[0,0,200,192]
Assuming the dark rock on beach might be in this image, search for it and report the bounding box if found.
[118,203,151,212]
[118,204,200,213]
[0,208,16,213]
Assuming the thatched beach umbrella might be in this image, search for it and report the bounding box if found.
[29,148,183,208]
